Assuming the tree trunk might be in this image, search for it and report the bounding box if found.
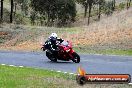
[84,4,88,17]
[84,0,88,17]
[47,11,50,26]
[88,4,92,25]
[112,0,115,11]
[10,0,13,23]
[98,3,101,20]
[1,0,4,22]
[128,0,131,8]
[127,0,129,9]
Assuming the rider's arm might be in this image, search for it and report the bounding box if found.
[44,40,51,49]
[57,38,64,43]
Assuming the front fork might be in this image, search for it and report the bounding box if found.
[69,49,74,59]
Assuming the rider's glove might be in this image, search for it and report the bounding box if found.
[41,45,46,51]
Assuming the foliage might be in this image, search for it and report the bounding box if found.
[118,2,126,10]
[30,11,37,25]
[31,0,76,26]
[3,8,10,23]
[95,0,106,20]
[0,0,131,26]
[104,1,114,16]
[14,13,28,24]
[76,0,106,24]
[127,0,132,9]
[75,0,87,6]
[14,0,23,4]
[14,0,29,16]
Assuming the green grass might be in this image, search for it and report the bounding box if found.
[74,47,132,56]
[98,49,132,56]
[0,65,132,88]
[0,65,75,88]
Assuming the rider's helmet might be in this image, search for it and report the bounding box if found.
[49,33,58,44]
[50,33,57,39]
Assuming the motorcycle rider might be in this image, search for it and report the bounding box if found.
[44,33,64,56]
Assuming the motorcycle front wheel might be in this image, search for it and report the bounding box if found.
[72,52,80,63]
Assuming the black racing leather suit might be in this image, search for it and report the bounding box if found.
[44,37,64,54]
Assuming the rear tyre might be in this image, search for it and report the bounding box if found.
[46,51,57,62]
[72,52,80,63]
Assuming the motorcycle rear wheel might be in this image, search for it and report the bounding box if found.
[46,51,57,62]
[72,52,80,63]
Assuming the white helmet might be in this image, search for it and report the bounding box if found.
[50,33,57,38]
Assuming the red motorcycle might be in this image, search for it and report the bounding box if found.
[42,40,80,63]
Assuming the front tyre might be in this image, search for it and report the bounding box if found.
[72,52,80,63]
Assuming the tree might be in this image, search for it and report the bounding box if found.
[10,0,14,23]
[31,0,76,26]
[0,0,4,22]
[104,1,114,16]
[14,0,29,16]
[56,0,76,26]
[87,0,94,25]
[31,0,57,25]
[76,0,96,25]
[21,0,29,16]
[76,0,88,17]
[30,11,36,25]
[84,0,88,17]
[127,0,131,9]
[112,0,115,11]
[97,0,105,20]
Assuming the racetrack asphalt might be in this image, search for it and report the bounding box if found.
[0,51,132,76]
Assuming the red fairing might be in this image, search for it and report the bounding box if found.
[63,46,68,51]
[70,49,74,53]
[68,41,74,53]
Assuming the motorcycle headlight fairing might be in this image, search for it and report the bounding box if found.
[66,49,70,52]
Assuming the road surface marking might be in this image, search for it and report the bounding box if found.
[64,72,68,74]
[57,71,61,72]
[1,64,6,65]
[1,64,77,75]
[19,66,24,68]
[9,65,15,67]
[69,73,74,75]
[129,83,132,85]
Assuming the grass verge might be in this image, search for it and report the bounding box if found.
[74,48,132,56]
[0,65,132,88]
[0,65,75,88]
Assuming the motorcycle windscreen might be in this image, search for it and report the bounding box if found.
[61,41,69,46]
